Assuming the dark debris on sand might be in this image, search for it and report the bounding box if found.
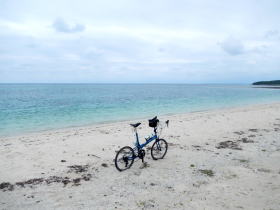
[248,129,258,132]
[67,164,89,173]
[1,165,94,192]
[248,134,256,138]
[45,176,71,186]
[72,178,81,186]
[101,163,108,167]
[233,131,245,135]
[82,174,92,181]
[0,182,14,191]
[216,141,242,150]
[239,137,254,143]
[199,169,215,177]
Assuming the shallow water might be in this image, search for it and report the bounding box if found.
[1,84,280,136]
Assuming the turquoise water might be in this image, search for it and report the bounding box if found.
[1,84,280,136]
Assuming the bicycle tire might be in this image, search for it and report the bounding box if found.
[151,139,168,160]
[115,146,135,171]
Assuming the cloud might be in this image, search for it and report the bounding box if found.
[52,18,85,33]
[219,37,244,55]
[265,29,280,40]
[1,0,280,83]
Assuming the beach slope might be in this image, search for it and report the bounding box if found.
[1,103,280,209]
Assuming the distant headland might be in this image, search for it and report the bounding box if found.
[252,80,280,85]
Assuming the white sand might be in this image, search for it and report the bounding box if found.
[1,103,280,210]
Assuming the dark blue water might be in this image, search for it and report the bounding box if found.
[1,84,280,136]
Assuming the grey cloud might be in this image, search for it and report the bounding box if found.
[52,18,85,33]
[1,0,280,83]
[265,30,280,40]
[219,37,244,55]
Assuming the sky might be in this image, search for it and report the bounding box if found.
[0,0,280,83]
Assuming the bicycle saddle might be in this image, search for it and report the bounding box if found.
[130,122,141,128]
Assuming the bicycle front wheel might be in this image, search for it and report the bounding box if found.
[115,146,135,171]
[151,139,168,160]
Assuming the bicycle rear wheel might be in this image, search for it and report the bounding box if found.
[115,146,135,171]
[151,139,168,160]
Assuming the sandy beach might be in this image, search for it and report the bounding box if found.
[1,103,280,210]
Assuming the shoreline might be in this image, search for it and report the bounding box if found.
[2,101,280,139]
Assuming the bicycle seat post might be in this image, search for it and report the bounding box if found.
[134,127,140,148]
[130,122,141,147]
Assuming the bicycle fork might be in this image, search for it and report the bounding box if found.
[156,140,162,151]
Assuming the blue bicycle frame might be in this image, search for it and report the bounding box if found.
[130,128,158,160]
[134,132,157,149]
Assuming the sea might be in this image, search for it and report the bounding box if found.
[1,84,280,137]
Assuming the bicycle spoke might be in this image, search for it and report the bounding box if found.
[115,146,135,171]
[151,139,168,160]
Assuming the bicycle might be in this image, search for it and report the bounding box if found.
[114,116,169,171]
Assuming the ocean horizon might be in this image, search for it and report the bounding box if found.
[1,83,280,137]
